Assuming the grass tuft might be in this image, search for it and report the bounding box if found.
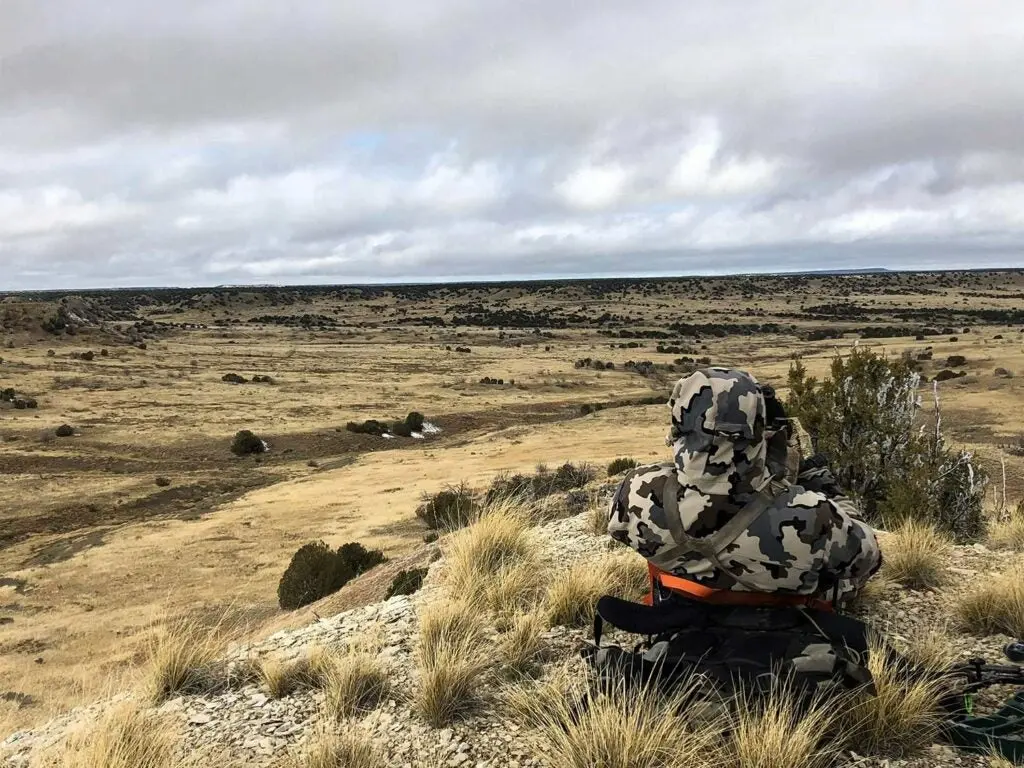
[321,650,390,720]
[287,726,379,768]
[443,500,547,617]
[498,612,548,678]
[726,678,839,768]
[880,519,950,590]
[257,646,335,698]
[989,502,1024,550]
[507,670,722,768]
[835,633,948,758]
[49,703,178,768]
[545,551,648,628]
[143,618,227,704]
[956,567,1024,637]
[414,600,490,726]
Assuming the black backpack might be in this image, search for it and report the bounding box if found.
[581,593,875,708]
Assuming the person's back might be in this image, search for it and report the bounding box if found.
[607,367,881,604]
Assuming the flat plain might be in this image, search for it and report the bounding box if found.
[2,269,1023,732]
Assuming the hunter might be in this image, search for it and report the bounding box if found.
[608,367,881,607]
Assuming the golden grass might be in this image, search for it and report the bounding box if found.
[256,645,335,699]
[414,600,490,726]
[544,551,649,628]
[287,726,379,768]
[989,502,1024,550]
[43,703,178,768]
[836,633,948,758]
[957,567,1024,637]
[321,650,390,720]
[896,622,959,672]
[507,671,723,768]
[498,612,548,678]
[142,618,227,704]
[442,500,549,618]
[847,572,894,611]
[726,679,839,768]
[880,519,950,590]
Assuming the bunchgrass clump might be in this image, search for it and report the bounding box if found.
[143,618,227,704]
[321,650,390,720]
[257,646,334,698]
[989,501,1024,550]
[726,677,840,768]
[51,703,178,768]
[443,500,546,617]
[287,726,379,768]
[956,567,1024,637]
[835,633,948,758]
[544,551,648,628]
[507,670,723,768]
[880,519,950,590]
[414,600,490,726]
[498,612,548,679]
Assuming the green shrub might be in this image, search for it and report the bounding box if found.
[278,541,352,610]
[607,457,638,476]
[231,430,266,456]
[787,348,986,540]
[155,476,172,488]
[550,462,598,492]
[485,472,535,504]
[346,419,387,436]
[386,568,428,598]
[416,483,478,530]
[348,417,387,436]
[337,542,386,576]
[55,424,74,437]
[0,388,15,402]
[946,355,967,367]
[390,421,414,437]
[222,372,247,384]
[405,412,425,432]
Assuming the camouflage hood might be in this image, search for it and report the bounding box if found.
[667,368,771,498]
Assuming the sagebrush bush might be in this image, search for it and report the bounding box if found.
[787,348,986,540]
[607,457,638,476]
[386,567,428,598]
[416,482,478,530]
[231,429,266,456]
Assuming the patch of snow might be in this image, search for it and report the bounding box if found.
[382,433,395,440]
[411,432,426,439]
[421,422,442,434]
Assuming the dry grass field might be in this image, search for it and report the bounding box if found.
[2,269,1024,734]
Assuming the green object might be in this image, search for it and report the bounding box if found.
[943,691,1024,764]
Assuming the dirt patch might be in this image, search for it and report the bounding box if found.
[0,578,28,594]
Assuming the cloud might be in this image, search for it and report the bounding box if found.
[2,0,1024,289]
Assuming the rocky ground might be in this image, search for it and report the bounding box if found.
[3,488,1022,768]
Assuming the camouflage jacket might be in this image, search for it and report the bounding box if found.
[607,368,881,601]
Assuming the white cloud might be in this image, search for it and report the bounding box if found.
[556,162,631,210]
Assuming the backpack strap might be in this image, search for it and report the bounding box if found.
[648,473,787,592]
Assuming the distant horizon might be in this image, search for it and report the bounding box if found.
[6,262,1024,297]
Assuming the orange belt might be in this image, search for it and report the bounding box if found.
[645,563,835,613]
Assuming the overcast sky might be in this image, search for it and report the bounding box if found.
[2,1,1023,290]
